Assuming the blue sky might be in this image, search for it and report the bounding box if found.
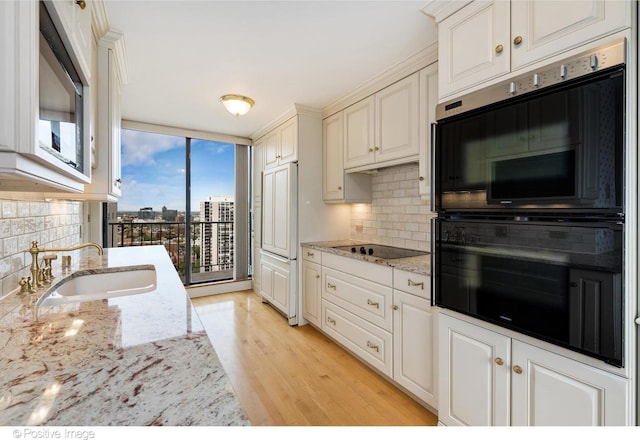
[119,129,235,212]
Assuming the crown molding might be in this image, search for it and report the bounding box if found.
[251,104,322,141]
[421,0,472,23]
[98,30,131,85]
[91,0,110,40]
[321,42,438,119]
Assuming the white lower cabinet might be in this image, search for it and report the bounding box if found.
[259,251,292,319]
[439,313,630,426]
[315,251,437,408]
[301,247,322,327]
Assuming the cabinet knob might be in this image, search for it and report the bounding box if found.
[337,186,342,190]
[495,357,504,366]
[368,148,374,152]
[513,35,523,46]
[374,146,379,151]
[418,176,425,181]
[75,0,86,9]
[495,44,504,54]
[513,365,523,374]
[316,274,320,279]
[392,305,399,311]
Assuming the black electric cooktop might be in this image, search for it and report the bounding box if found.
[332,244,427,259]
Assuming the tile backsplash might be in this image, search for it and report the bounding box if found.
[0,198,84,296]
[350,163,435,252]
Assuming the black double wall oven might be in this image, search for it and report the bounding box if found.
[432,40,626,367]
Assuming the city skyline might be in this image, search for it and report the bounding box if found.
[118,129,235,212]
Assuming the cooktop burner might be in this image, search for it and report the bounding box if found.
[332,244,427,259]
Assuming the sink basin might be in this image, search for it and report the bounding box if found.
[37,266,157,306]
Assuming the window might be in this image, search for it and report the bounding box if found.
[107,123,251,286]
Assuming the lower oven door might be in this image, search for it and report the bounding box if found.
[434,217,624,367]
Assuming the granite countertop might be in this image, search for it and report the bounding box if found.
[0,246,249,426]
[301,240,431,276]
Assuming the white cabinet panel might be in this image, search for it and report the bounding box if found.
[438,0,510,98]
[393,290,437,408]
[511,340,630,426]
[302,258,321,327]
[262,163,296,259]
[343,96,375,169]
[418,63,438,198]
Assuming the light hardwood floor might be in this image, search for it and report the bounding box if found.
[191,290,438,426]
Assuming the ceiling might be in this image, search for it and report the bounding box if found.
[104,1,438,140]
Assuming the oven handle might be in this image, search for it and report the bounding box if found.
[430,122,437,213]
[430,217,436,308]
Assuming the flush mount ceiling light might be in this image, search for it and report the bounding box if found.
[220,94,255,116]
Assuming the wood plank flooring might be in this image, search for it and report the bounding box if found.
[191,290,438,426]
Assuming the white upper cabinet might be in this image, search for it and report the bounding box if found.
[322,111,371,203]
[264,116,297,169]
[418,63,438,199]
[0,0,92,192]
[48,0,93,81]
[428,0,631,100]
[437,0,510,99]
[344,72,420,172]
[82,30,128,201]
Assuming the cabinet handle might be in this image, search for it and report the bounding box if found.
[76,0,86,10]
[337,186,342,190]
[327,317,336,326]
[115,178,122,184]
[316,274,320,279]
[513,365,523,374]
[366,341,379,352]
[513,35,523,46]
[392,304,399,311]
[368,148,374,152]
[327,283,336,290]
[306,251,314,257]
[418,176,424,181]
[495,357,504,366]
[367,299,379,309]
[495,44,504,54]
[407,279,424,289]
[374,146,379,151]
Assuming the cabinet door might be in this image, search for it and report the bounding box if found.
[271,265,290,314]
[439,314,510,426]
[108,48,122,197]
[511,340,630,426]
[261,169,275,249]
[419,63,438,198]
[322,112,345,201]
[375,72,420,163]
[302,261,322,326]
[264,129,280,169]
[511,0,631,71]
[343,96,375,169]
[260,262,274,300]
[438,0,510,98]
[48,0,92,80]
[279,116,297,164]
[393,290,437,408]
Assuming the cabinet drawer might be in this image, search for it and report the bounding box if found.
[393,269,431,300]
[302,247,322,264]
[322,251,392,286]
[322,267,393,331]
[322,300,392,377]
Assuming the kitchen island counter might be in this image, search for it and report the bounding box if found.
[0,246,249,426]
[302,240,430,276]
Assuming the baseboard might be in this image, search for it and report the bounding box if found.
[187,279,253,298]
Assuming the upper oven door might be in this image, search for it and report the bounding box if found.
[434,41,625,215]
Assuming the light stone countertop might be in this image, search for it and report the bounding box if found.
[0,245,249,426]
[301,240,431,276]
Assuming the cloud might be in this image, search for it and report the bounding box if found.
[121,129,185,167]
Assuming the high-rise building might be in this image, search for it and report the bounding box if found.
[200,196,234,273]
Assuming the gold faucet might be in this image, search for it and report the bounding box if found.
[26,241,104,288]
